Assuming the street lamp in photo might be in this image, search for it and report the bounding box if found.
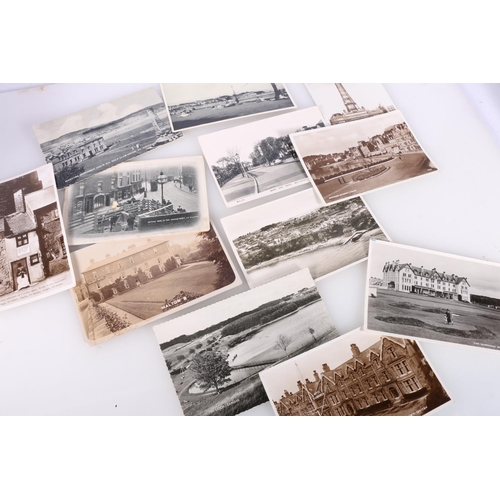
[157,171,167,205]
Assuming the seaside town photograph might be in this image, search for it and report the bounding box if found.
[291,109,437,204]
[199,107,325,206]
[33,88,182,189]
[0,165,73,311]
[260,330,451,416]
[366,240,500,351]
[155,270,339,416]
[161,83,295,131]
[63,158,207,245]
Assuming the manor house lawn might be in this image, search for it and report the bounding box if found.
[368,288,500,348]
[107,261,218,320]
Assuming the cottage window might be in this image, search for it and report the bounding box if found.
[124,280,130,289]
[118,262,123,270]
[16,233,29,247]
[382,371,390,382]
[387,347,397,359]
[153,248,158,255]
[402,377,420,393]
[30,254,40,265]
[129,257,134,264]
[393,361,410,376]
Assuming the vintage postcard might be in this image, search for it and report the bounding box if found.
[198,107,325,207]
[160,83,296,132]
[62,157,209,245]
[221,188,390,289]
[70,224,241,345]
[154,269,339,416]
[33,87,183,189]
[365,239,500,352]
[305,83,396,125]
[0,164,74,312]
[290,110,437,205]
[260,329,452,416]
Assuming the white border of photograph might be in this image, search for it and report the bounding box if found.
[62,157,210,246]
[221,188,391,289]
[289,109,438,206]
[260,328,454,417]
[198,107,325,208]
[160,83,297,133]
[363,239,500,353]
[0,163,75,313]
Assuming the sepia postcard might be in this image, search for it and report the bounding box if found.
[260,328,452,416]
[160,83,296,132]
[33,87,183,189]
[198,107,325,207]
[69,224,241,345]
[153,269,339,416]
[305,83,396,126]
[62,157,209,245]
[365,239,500,352]
[290,110,437,205]
[221,188,390,289]
[0,164,74,312]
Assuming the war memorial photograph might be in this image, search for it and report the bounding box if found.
[62,157,209,245]
[260,329,452,416]
[365,240,500,351]
[198,107,325,207]
[70,225,241,345]
[0,164,74,312]
[161,83,296,131]
[290,110,437,205]
[154,269,339,416]
[221,189,389,288]
[33,87,182,189]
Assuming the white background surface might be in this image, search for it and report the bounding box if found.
[1,83,500,416]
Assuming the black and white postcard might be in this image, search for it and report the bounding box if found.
[62,157,209,245]
[221,189,390,288]
[0,164,74,312]
[160,83,296,132]
[260,329,452,416]
[365,240,500,352]
[305,83,396,125]
[154,269,339,416]
[33,88,183,189]
[198,107,325,207]
[290,110,437,205]
[70,225,241,345]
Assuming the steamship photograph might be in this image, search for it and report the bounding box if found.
[33,87,183,189]
[63,158,209,245]
[161,83,296,132]
[365,240,500,351]
[0,164,74,312]
[290,110,437,205]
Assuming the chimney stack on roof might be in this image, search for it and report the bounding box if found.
[322,363,331,373]
[313,370,320,382]
[297,380,303,389]
[351,344,361,357]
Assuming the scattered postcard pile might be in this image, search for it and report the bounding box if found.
[3,82,498,416]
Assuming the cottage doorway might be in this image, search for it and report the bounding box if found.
[11,258,30,291]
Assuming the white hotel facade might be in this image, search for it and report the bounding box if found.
[382,260,470,302]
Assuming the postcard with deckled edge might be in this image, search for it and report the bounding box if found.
[33,87,182,189]
[62,157,209,246]
[70,224,241,346]
[160,83,296,132]
[0,164,75,312]
[260,328,453,416]
[364,239,500,352]
[153,268,339,416]
[198,107,325,208]
[290,109,437,206]
[220,188,390,289]
[305,83,396,126]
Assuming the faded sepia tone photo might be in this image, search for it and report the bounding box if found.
[154,269,339,416]
[63,157,209,245]
[260,329,452,416]
[0,164,74,312]
[161,83,296,132]
[70,225,241,345]
[365,240,500,352]
[305,83,396,125]
[221,189,390,288]
[290,110,437,205]
[198,107,325,207]
[33,88,183,189]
